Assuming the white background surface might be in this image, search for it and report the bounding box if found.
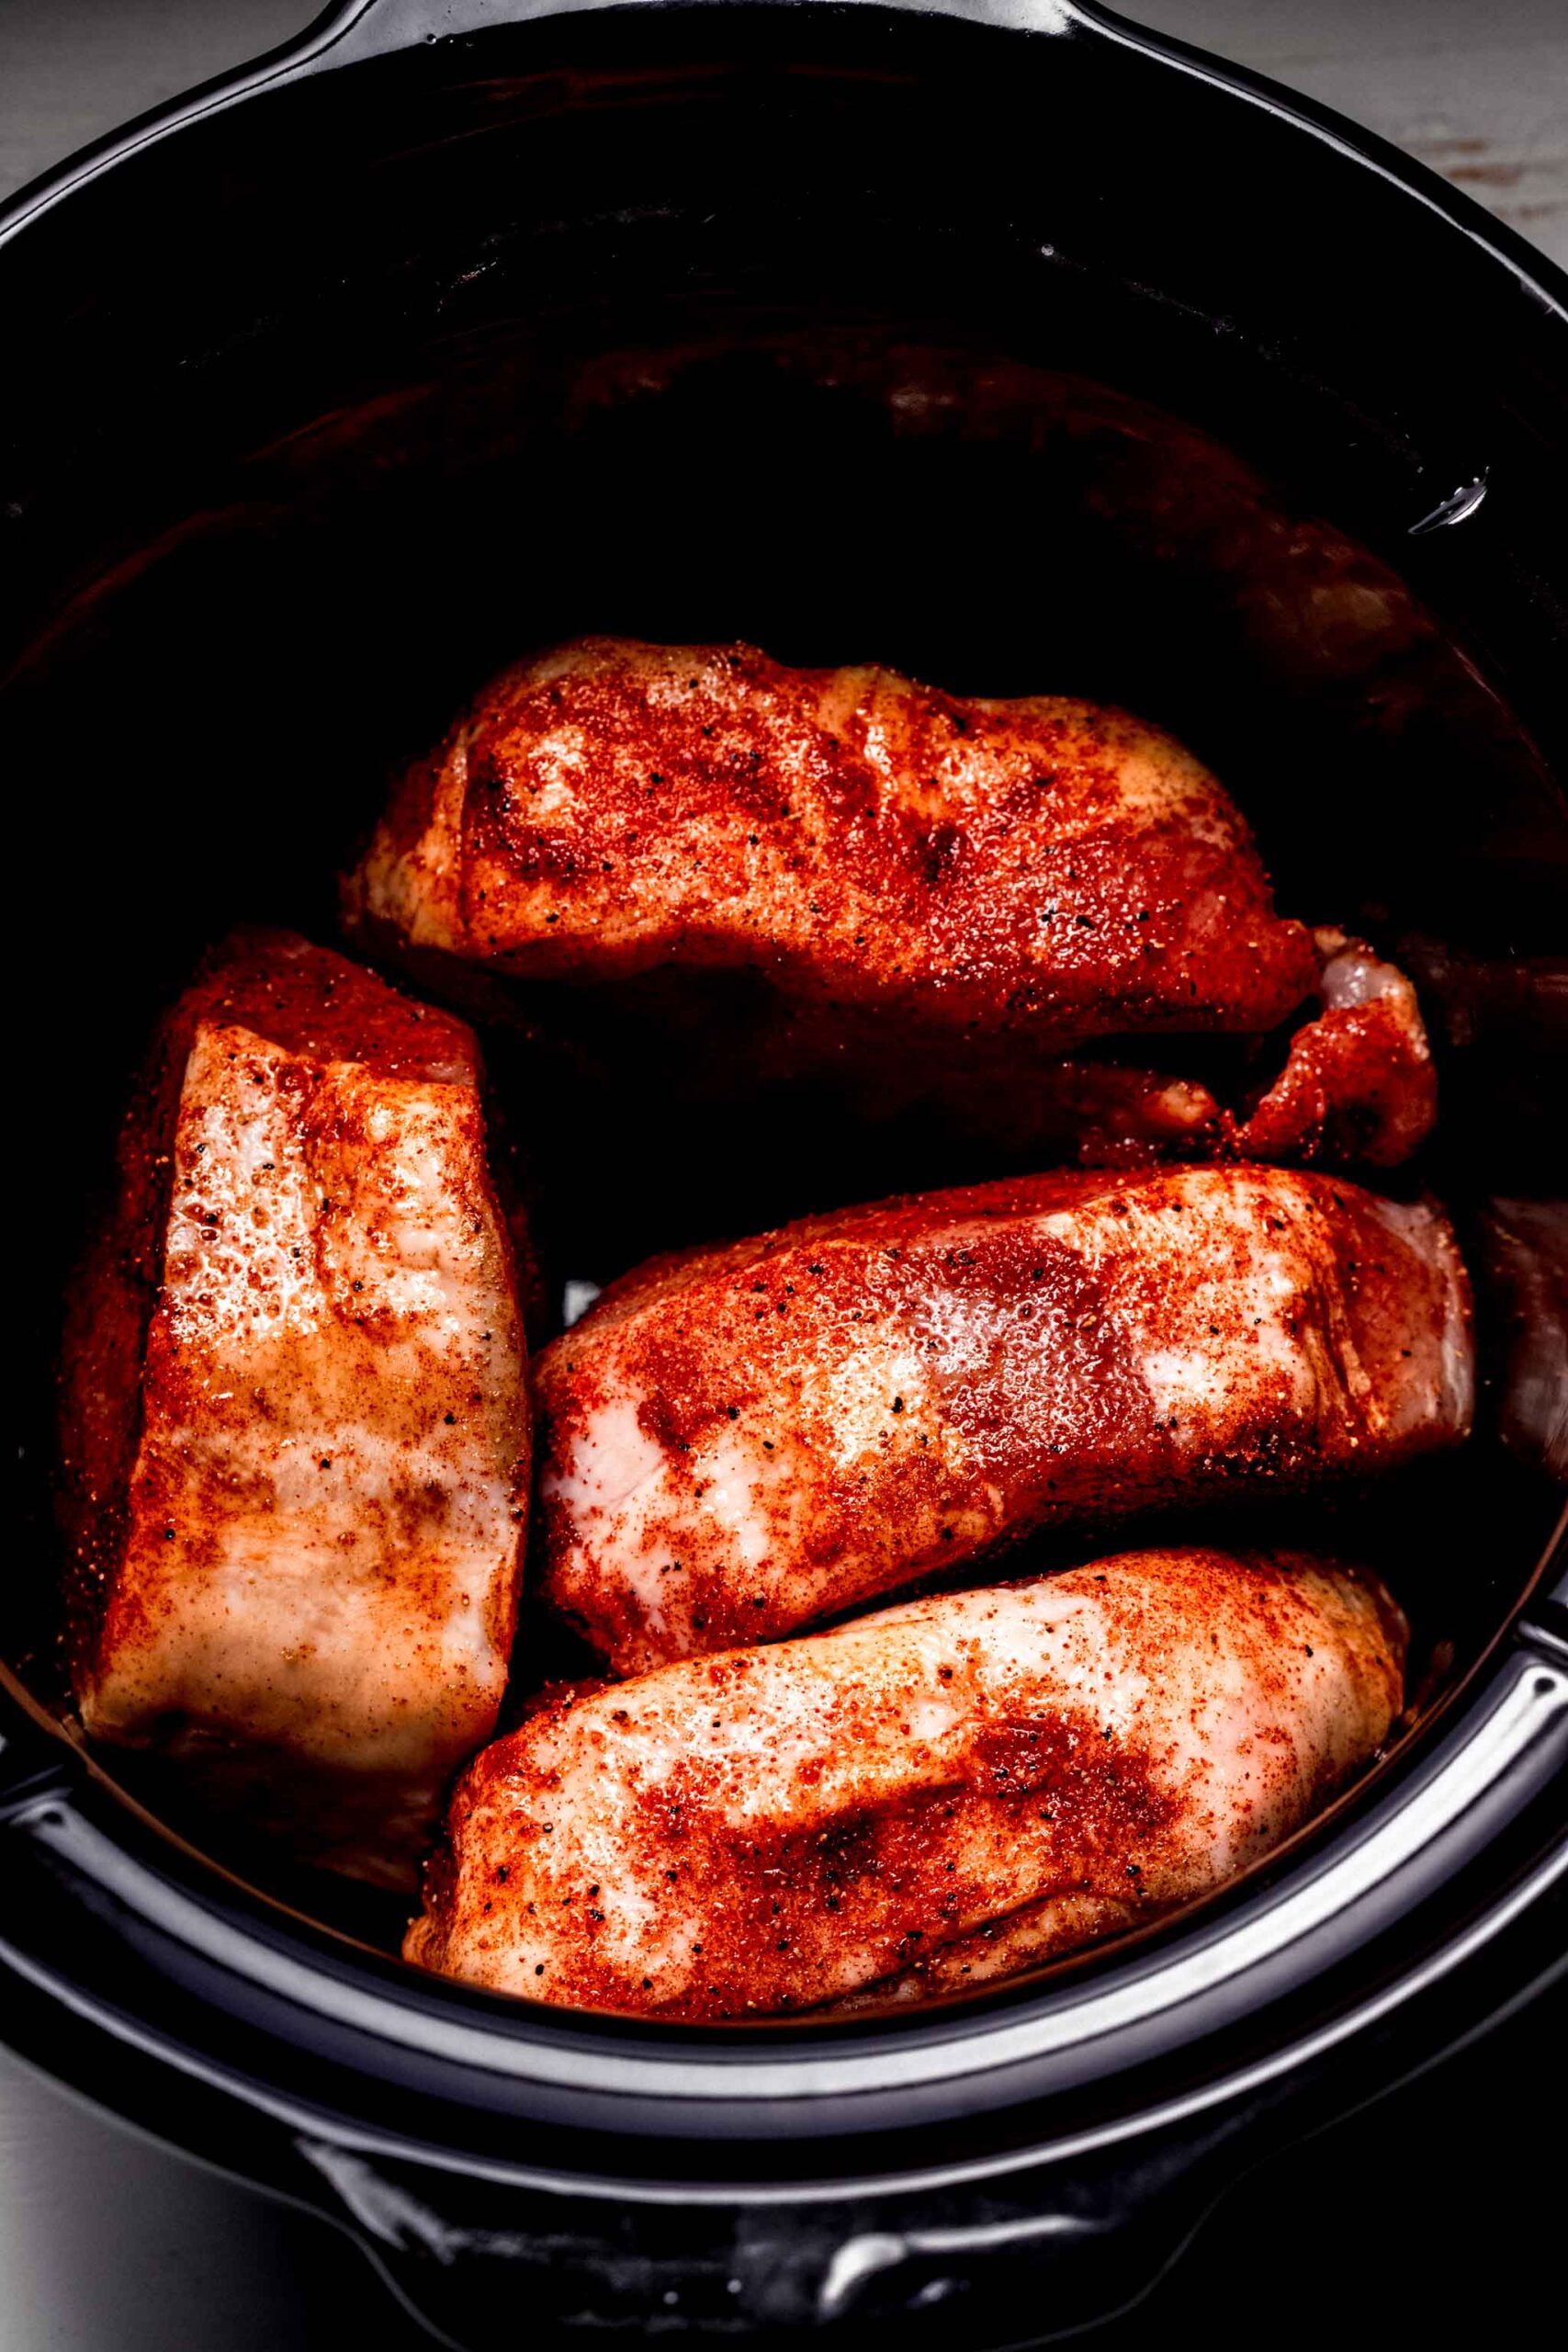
[2,3,1563,2346]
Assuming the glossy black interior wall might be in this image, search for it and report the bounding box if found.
[4,2,1563,1942]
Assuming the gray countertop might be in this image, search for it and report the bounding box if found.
[2,5,1562,2346]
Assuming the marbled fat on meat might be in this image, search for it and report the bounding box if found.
[534,1164,1472,1673]
[404,1548,1406,2017]
[57,931,531,1886]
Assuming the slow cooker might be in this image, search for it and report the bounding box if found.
[3,2,1564,2343]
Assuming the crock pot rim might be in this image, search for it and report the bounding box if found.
[0,0,1565,331]
[3,1505,1562,2194]
[3,1500,1563,2038]
[2,0,1565,2211]
[3,1643,1563,2203]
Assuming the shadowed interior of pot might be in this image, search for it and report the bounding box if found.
[5,8,1564,2005]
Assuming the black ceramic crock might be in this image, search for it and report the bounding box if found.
[2,3,1565,2343]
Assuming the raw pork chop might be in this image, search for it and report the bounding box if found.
[348,638,1434,1164]
[58,932,530,1885]
[405,1548,1404,2017]
[534,1164,1470,1672]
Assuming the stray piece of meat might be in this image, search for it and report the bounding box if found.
[1230,930,1438,1169]
[57,931,530,1886]
[346,638,1434,1167]
[534,1164,1472,1674]
[764,928,1436,1169]
[404,1548,1406,2017]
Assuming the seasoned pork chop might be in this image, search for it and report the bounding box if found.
[534,1164,1471,1673]
[58,932,530,1885]
[348,638,1434,1165]
[405,1548,1405,2017]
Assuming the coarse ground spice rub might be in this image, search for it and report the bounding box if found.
[533,1163,1472,1674]
[347,639,1435,1165]
[57,929,531,1887]
[405,1548,1406,2017]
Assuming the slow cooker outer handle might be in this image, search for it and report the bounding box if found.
[293,1844,1568,2352]
[305,0,1119,71]
[297,2098,1258,2346]
[0,0,1159,240]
